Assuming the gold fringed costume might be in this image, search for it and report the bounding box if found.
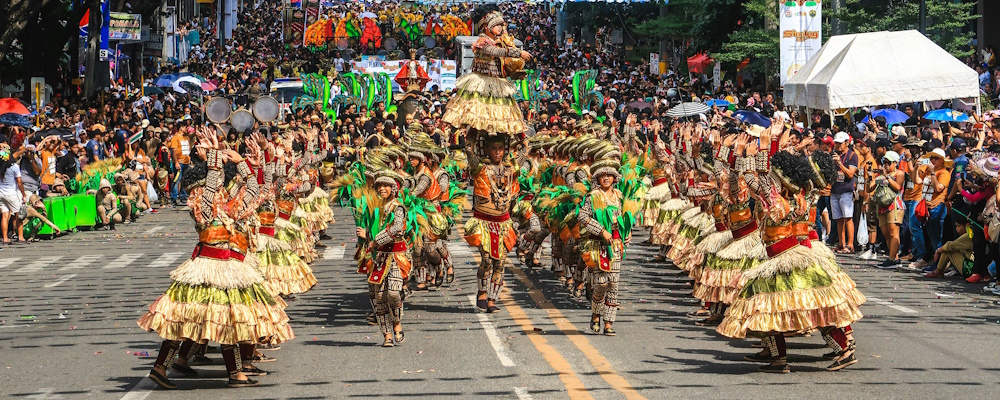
[138,150,294,345]
[717,152,862,339]
[441,13,527,135]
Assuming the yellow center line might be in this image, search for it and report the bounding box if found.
[499,292,595,400]
[508,264,647,400]
[469,247,594,400]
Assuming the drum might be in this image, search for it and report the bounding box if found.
[205,97,232,124]
[230,109,255,134]
[252,96,280,123]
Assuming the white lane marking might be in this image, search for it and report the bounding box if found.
[866,296,919,314]
[119,374,156,400]
[144,226,164,235]
[324,246,346,260]
[514,387,533,400]
[147,252,186,269]
[468,295,515,367]
[44,274,78,288]
[15,256,63,273]
[0,324,30,329]
[448,242,473,255]
[102,253,145,269]
[933,292,954,298]
[0,257,21,269]
[58,255,103,271]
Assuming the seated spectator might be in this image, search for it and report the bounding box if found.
[21,194,61,239]
[89,179,121,230]
[113,174,135,223]
[924,222,974,278]
[47,178,70,197]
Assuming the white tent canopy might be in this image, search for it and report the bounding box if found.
[783,30,979,111]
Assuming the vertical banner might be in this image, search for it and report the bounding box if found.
[779,0,822,86]
[284,7,305,45]
[438,60,457,91]
[649,53,659,75]
[713,62,721,91]
[100,1,110,62]
[303,0,321,46]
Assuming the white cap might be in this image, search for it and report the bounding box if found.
[882,151,900,163]
[141,119,150,128]
[927,148,947,159]
[833,131,851,143]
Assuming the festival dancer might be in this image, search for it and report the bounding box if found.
[406,133,445,290]
[138,129,292,389]
[443,5,530,312]
[717,132,863,373]
[578,156,633,335]
[356,170,411,347]
[256,137,317,299]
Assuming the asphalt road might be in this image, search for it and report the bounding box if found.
[2,206,1000,399]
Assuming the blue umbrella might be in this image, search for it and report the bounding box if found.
[862,108,910,125]
[923,108,969,122]
[705,99,730,107]
[0,113,33,128]
[155,74,178,87]
[733,110,771,127]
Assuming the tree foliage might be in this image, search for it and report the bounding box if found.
[709,0,778,76]
[633,0,698,41]
[828,0,979,59]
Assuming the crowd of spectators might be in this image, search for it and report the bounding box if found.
[2,2,1000,294]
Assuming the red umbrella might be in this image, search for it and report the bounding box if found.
[0,98,31,115]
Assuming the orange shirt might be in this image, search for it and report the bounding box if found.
[40,150,57,185]
[169,135,192,165]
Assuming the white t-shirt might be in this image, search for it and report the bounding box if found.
[0,164,22,196]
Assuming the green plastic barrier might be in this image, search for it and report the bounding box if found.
[38,197,69,235]
[66,194,97,228]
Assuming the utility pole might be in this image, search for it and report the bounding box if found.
[919,0,927,35]
[830,0,841,36]
[658,2,667,76]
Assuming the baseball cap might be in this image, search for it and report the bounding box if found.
[949,138,967,150]
[882,151,900,163]
[892,134,908,144]
[821,135,834,146]
[833,131,851,143]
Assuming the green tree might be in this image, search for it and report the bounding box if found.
[711,0,779,78]
[633,0,699,42]
[829,0,979,59]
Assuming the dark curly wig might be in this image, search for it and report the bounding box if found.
[770,150,817,189]
[223,161,240,186]
[472,4,501,26]
[181,161,208,191]
[699,141,713,165]
[811,150,837,187]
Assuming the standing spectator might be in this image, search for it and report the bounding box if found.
[168,127,192,205]
[871,151,906,268]
[38,136,59,196]
[924,148,951,259]
[856,138,879,259]
[830,132,859,253]
[902,140,930,268]
[86,129,107,163]
[0,143,27,245]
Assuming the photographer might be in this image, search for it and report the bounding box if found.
[869,151,906,268]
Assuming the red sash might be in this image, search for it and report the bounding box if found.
[766,236,801,258]
[192,244,230,261]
